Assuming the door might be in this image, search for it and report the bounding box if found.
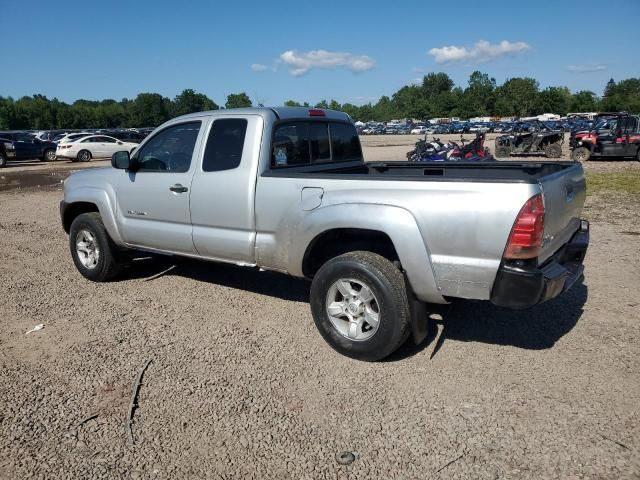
[190,115,263,263]
[619,116,639,156]
[98,136,127,158]
[13,133,39,159]
[115,121,204,254]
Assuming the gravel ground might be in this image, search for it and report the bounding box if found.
[0,138,639,479]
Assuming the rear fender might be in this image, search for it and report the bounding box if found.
[290,203,445,304]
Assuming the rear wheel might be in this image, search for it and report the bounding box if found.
[310,251,411,361]
[0,152,7,168]
[571,146,591,161]
[77,150,92,162]
[69,212,122,282]
[495,145,511,158]
[42,148,56,162]
[544,143,562,158]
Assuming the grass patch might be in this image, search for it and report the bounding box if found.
[585,170,640,196]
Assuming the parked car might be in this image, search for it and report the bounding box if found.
[0,136,16,167]
[56,135,138,162]
[410,126,428,135]
[60,107,589,361]
[0,131,57,162]
[57,132,92,144]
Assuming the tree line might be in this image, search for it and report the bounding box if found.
[1,73,639,130]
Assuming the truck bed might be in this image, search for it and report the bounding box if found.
[263,160,580,183]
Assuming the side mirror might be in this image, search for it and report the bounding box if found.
[117,141,123,145]
[112,150,133,170]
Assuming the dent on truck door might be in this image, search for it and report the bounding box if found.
[190,116,262,263]
[115,121,203,254]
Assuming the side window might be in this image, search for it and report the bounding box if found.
[622,117,638,134]
[202,119,248,172]
[330,123,363,162]
[101,136,117,143]
[309,123,330,162]
[272,123,310,167]
[136,122,201,172]
[81,137,94,143]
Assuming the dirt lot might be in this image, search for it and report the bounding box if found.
[1,137,639,479]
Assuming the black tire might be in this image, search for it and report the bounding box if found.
[310,251,411,361]
[571,146,591,161]
[544,143,562,158]
[0,152,7,168]
[77,150,92,162]
[42,148,56,162]
[495,145,511,158]
[69,212,122,282]
[636,147,640,162]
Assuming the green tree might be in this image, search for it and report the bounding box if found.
[421,72,454,98]
[172,89,218,117]
[284,100,301,107]
[461,71,496,118]
[372,96,400,121]
[570,90,598,112]
[225,92,252,109]
[128,93,170,127]
[392,85,429,119]
[314,100,329,109]
[536,86,572,115]
[494,78,539,117]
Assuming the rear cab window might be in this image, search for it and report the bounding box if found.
[271,121,362,168]
[202,119,248,172]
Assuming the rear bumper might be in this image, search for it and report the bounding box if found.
[490,220,589,309]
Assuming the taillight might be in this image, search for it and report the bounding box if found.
[309,109,326,117]
[504,194,545,260]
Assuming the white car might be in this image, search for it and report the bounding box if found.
[410,126,428,134]
[56,135,138,162]
[57,132,92,144]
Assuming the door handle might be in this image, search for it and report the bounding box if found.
[169,184,188,193]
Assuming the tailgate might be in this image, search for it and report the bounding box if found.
[538,163,586,264]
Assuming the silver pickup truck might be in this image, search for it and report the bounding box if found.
[60,107,589,361]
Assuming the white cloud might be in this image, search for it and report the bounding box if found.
[279,50,375,76]
[428,40,530,64]
[250,63,268,72]
[567,64,607,73]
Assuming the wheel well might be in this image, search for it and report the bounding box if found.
[62,202,99,233]
[302,228,399,278]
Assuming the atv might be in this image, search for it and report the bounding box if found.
[494,121,564,158]
[407,133,493,162]
[570,113,640,161]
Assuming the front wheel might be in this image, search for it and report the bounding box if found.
[69,213,122,282]
[42,149,56,162]
[571,146,591,161]
[0,152,7,168]
[310,251,411,361]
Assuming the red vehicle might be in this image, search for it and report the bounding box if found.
[571,113,640,161]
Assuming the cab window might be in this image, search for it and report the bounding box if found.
[136,122,201,172]
[202,119,247,172]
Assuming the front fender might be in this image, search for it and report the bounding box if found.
[64,186,124,246]
[290,203,446,304]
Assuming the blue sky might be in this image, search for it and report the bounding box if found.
[2,0,638,106]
